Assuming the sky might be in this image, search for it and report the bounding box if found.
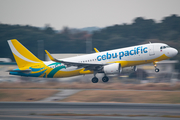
[0,0,180,30]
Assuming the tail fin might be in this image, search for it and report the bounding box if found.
[7,39,42,68]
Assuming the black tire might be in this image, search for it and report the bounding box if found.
[92,77,98,83]
[102,76,109,82]
[155,68,160,72]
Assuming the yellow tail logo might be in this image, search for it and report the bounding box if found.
[8,39,42,68]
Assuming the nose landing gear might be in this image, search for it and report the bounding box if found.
[153,61,160,73]
[155,68,160,72]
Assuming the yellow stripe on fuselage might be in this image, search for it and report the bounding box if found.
[107,54,170,67]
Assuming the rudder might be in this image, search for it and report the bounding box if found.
[8,39,42,68]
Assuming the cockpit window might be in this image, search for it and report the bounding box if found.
[160,46,170,49]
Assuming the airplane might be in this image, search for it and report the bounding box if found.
[7,39,178,83]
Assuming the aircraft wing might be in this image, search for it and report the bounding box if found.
[45,50,106,71]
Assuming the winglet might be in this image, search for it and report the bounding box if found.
[45,50,65,63]
[94,48,99,53]
[45,50,56,61]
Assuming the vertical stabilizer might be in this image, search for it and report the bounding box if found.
[7,39,42,68]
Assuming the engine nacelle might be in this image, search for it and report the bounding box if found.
[122,66,137,73]
[103,63,121,74]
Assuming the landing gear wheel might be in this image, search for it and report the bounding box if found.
[92,77,98,83]
[155,68,160,72]
[102,76,109,82]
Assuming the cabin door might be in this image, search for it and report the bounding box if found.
[149,44,155,56]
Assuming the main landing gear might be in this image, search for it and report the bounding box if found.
[153,62,160,73]
[91,73,109,83]
[102,76,109,82]
[92,77,98,83]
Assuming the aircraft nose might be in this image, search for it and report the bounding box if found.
[167,48,178,57]
[174,48,178,56]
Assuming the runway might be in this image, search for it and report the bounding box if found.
[1,102,180,120]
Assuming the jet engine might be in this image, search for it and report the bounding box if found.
[122,66,137,73]
[103,63,122,74]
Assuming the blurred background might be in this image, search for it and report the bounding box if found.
[0,0,180,102]
[0,14,180,84]
[1,1,180,119]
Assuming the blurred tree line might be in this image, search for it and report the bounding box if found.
[0,14,180,70]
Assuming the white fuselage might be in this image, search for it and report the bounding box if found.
[44,43,178,71]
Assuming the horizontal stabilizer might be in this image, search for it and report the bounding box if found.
[7,69,31,73]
